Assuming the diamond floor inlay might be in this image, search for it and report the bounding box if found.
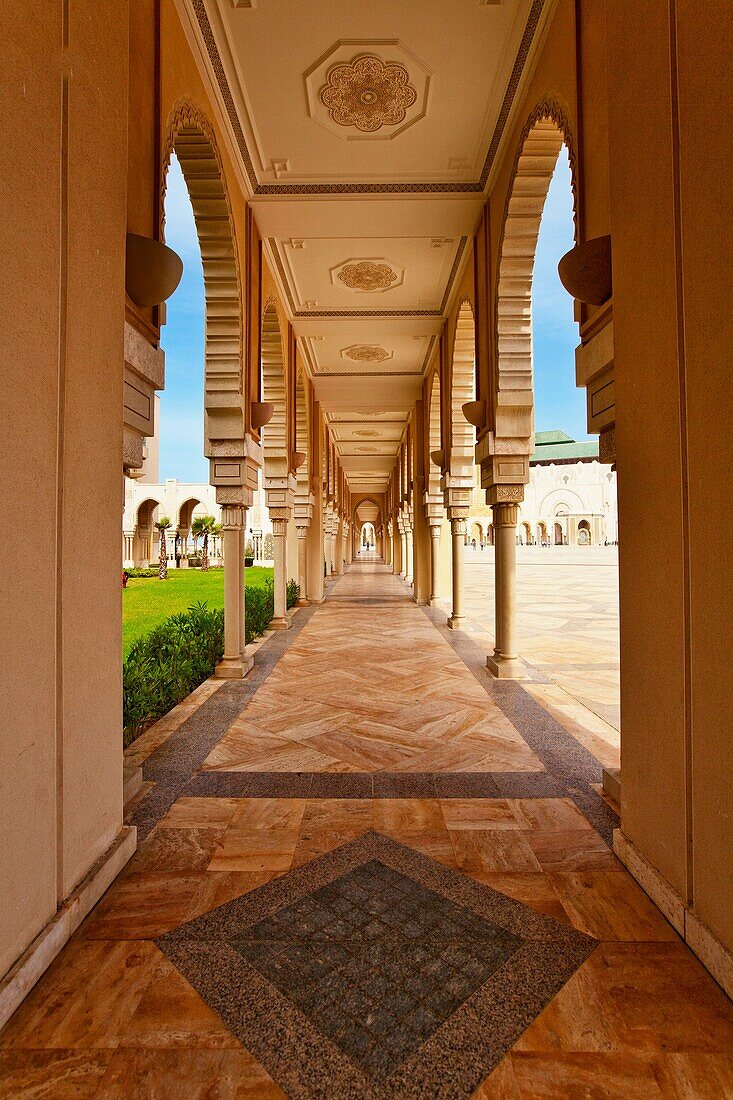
[158,832,596,1098]
[231,859,522,1081]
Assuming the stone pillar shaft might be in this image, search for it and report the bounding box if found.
[487,501,523,678]
[272,517,289,628]
[216,505,252,678]
[297,527,309,605]
[429,525,441,607]
[447,516,467,630]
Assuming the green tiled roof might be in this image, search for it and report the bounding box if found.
[530,431,599,464]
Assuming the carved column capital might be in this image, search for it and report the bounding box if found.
[296,525,308,539]
[429,523,442,540]
[492,502,520,527]
[220,505,247,530]
[451,516,467,536]
[272,518,288,537]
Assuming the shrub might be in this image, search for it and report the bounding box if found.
[123,601,223,747]
[245,578,274,644]
[124,567,159,579]
[286,579,300,609]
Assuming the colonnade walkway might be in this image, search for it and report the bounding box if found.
[2,561,733,1097]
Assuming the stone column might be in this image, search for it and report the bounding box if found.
[238,527,247,656]
[123,532,135,569]
[296,526,310,605]
[429,524,441,606]
[447,512,467,630]
[271,514,289,628]
[323,512,332,577]
[486,501,523,678]
[335,519,344,575]
[178,528,190,568]
[405,526,414,585]
[216,505,251,678]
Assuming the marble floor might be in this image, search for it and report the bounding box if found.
[2,560,732,1098]
[441,545,621,767]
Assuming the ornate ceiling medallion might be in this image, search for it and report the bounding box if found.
[343,345,391,363]
[353,430,381,438]
[339,262,398,293]
[319,54,417,134]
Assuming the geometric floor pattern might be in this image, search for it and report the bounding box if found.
[158,832,596,1098]
[2,559,733,1098]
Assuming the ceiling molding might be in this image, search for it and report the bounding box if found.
[268,237,468,318]
[190,0,546,195]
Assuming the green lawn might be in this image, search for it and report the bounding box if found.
[122,567,273,656]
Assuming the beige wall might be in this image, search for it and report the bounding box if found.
[674,2,732,949]
[0,0,128,974]
[608,1,732,951]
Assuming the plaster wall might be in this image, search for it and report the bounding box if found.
[0,2,63,978]
[0,0,128,974]
[607,0,689,902]
[675,2,733,949]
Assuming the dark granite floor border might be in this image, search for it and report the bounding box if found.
[183,770,566,800]
[419,601,620,845]
[128,603,321,841]
[158,831,596,1100]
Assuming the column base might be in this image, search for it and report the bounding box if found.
[429,596,441,608]
[269,616,290,630]
[486,654,525,679]
[0,826,136,1031]
[215,655,253,679]
[297,597,311,607]
[446,615,465,630]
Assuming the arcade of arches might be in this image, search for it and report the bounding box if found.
[3,2,732,1095]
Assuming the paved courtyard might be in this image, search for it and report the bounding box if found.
[439,546,620,769]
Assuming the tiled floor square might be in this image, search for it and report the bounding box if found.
[157,832,595,1098]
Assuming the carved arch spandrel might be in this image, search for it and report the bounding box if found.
[261,297,289,482]
[295,366,310,498]
[447,298,477,481]
[161,99,244,467]
[493,97,578,458]
[427,369,442,500]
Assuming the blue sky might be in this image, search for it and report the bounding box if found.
[159,148,582,481]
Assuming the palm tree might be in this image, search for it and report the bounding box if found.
[154,516,172,580]
[191,516,206,567]
[197,512,214,572]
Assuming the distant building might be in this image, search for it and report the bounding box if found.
[122,473,273,568]
[467,431,617,548]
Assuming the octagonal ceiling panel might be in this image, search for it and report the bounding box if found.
[304,41,431,142]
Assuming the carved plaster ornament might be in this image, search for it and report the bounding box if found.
[344,344,390,362]
[319,54,417,133]
[338,262,398,292]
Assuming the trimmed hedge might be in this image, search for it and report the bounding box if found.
[124,567,159,579]
[123,579,302,746]
[245,580,274,644]
[123,601,223,746]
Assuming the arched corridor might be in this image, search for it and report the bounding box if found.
[5,1,733,1094]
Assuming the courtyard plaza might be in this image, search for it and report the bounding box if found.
[441,545,620,770]
[2,559,731,1098]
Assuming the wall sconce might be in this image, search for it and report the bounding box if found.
[125,233,183,308]
[293,451,306,469]
[462,400,486,428]
[558,235,612,305]
[430,449,445,469]
[251,401,274,430]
